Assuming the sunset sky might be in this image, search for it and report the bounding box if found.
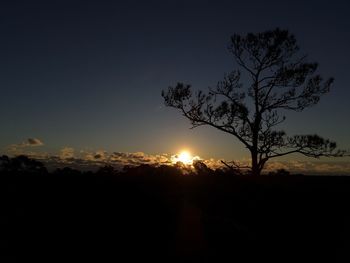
[1,0,350,173]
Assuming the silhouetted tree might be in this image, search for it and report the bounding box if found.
[156,164,183,177]
[193,160,213,176]
[0,155,47,174]
[162,28,346,176]
[0,155,10,171]
[96,165,117,175]
[54,167,81,176]
[267,168,290,176]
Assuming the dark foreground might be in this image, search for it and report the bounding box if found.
[1,173,350,262]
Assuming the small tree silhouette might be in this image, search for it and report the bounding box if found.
[162,28,346,176]
[192,160,213,176]
[0,155,47,174]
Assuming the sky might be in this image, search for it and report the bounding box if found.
[1,0,350,173]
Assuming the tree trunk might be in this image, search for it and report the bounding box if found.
[251,150,260,176]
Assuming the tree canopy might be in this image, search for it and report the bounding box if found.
[162,28,346,175]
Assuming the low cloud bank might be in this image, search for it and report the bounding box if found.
[20,150,350,175]
[4,141,350,174]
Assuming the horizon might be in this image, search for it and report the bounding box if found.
[2,147,350,175]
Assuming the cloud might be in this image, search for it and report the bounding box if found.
[202,158,350,175]
[109,151,170,166]
[13,138,44,148]
[83,150,108,161]
[263,160,350,175]
[5,142,350,175]
[6,138,44,155]
[60,147,75,159]
[47,150,172,171]
[94,154,102,159]
[26,138,44,146]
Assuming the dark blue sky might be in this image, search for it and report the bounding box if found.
[1,0,350,163]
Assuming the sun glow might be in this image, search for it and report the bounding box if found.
[171,150,200,165]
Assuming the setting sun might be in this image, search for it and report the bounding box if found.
[178,151,192,164]
[171,150,200,165]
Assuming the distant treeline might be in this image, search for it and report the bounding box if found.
[0,154,293,176]
[1,154,350,263]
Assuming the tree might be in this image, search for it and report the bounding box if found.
[192,160,213,176]
[0,155,47,174]
[162,28,346,176]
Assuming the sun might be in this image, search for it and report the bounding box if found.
[171,150,200,165]
[177,151,192,165]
